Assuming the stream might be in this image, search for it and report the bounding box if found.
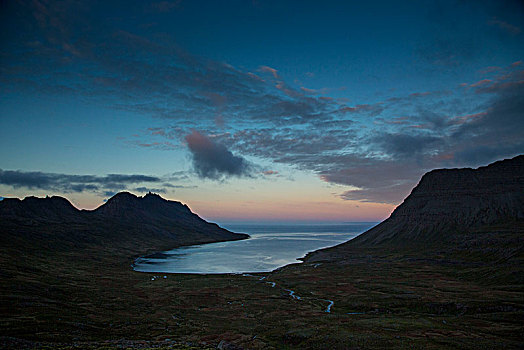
[243,273,334,313]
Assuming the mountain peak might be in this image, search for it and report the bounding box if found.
[305,155,524,261]
[94,191,192,220]
[357,155,524,246]
[107,191,139,202]
[0,194,80,223]
[143,192,165,201]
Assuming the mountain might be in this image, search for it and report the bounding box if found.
[306,155,524,261]
[0,195,85,224]
[0,192,248,252]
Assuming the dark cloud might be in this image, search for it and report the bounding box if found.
[185,130,253,180]
[0,169,164,194]
[151,1,182,13]
[134,187,167,194]
[339,182,418,204]
[451,84,524,164]
[374,133,442,159]
[316,157,426,204]
[417,1,504,67]
[226,128,356,160]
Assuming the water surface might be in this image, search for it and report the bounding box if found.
[133,222,375,274]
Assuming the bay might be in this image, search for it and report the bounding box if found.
[133,222,376,274]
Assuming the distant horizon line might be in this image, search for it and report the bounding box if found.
[211,219,381,225]
[0,193,390,223]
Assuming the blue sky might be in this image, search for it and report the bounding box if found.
[1,0,523,221]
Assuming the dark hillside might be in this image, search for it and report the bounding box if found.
[306,155,524,263]
[0,192,248,252]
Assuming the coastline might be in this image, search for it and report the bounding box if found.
[132,223,370,274]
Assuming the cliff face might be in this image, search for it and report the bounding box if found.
[353,155,524,246]
[306,155,524,261]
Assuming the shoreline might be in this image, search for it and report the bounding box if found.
[131,226,366,275]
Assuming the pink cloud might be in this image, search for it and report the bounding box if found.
[148,128,165,136]
[275,81,301,98]
[247,72,264,81]
[470,79,492,88]
[258,65,279,79]
[408,91,431,97]
[409,124,431,129]
[300,86,319,94]
[479,66,501,74]
[340,104,379,114]
[449,112,487,125]
[386,116,410,125]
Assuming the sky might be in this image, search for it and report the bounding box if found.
[0,0,523,222]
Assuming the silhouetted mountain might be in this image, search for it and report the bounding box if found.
[0,196,85,224]
[306,155,524,261]
[0,192,248,251]
[94,192,197,225]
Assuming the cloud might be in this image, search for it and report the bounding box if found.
[318,156,426,204]
[151,1,182,13]
[451,84,524,164]
[471,69,524,94]
[339,182,419,204]
[258,65,280,79]
[374,133,442,159]
[339,103,384,116]
[0,170,164,195]
[185,130,253,179]
[488,18,521,35]
[470,79,492,88]
[134,187,167,194]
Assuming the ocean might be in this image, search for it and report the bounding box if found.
[133,222,376,274]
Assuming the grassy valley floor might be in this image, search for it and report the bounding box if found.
[1,225,523,349]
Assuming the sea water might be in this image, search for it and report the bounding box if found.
[133,222,376,274]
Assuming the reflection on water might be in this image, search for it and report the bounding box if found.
[133,222,376,274]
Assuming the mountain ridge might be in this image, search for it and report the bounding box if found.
[0,191,249,251]
[305,155,524,261]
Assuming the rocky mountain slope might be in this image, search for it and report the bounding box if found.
[0,192,248,251]
[306,155,524,261]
